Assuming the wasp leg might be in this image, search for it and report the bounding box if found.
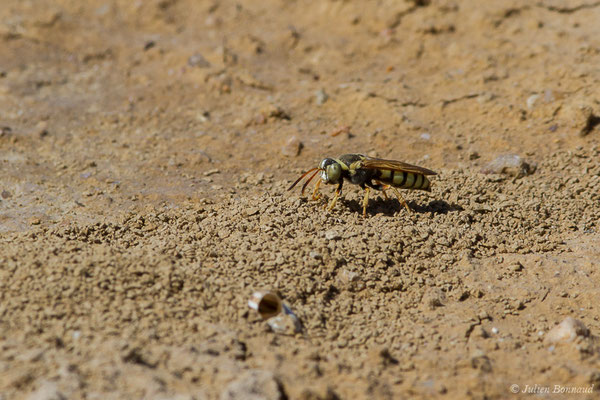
[311,178,322,200]
[327,182,343,212]
[390,186,411,212]
[369,181,410,213]
[381,189,389,200]
[362,187,370,217]
[369,181,389,200]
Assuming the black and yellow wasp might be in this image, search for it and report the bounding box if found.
[288,154,436,216]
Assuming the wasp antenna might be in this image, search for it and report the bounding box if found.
[300,169,321,195]
[288,167,319,191]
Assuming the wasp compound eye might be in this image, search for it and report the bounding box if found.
[325,163,342,182]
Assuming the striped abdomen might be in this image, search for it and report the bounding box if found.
[375,169,431,191]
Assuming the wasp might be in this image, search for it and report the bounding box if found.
[288,154,436,216]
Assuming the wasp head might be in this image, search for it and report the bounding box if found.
[319,158,342,184]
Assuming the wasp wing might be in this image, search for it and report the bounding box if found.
[360,156,437,175]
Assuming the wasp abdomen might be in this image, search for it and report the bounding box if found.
[377,170,431,191]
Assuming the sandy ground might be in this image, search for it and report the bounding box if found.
[1,0,600,399]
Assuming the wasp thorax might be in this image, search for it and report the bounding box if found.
[319,158,342,183]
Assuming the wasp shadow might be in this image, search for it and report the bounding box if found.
[409,199,463,214]
[343,197,462,216]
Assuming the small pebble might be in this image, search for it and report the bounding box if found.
[324,230,341,240]
[267,311,302,334]
[281,136,302,157]
[481,154,535,177]
[510,262,523,272]
[35,121,49,137]
[338,269,359,285]
[143,41,156,50]
[315,89,329,105]
[544,317,589,345]
[188,53,211,68]
[0,126,11,137]
[526,94,540,109]
[203,169,220,176]
[28,217,41,225]
[260,105,290,120]
[27,380,65,400]
[561,103,600,137]
[220,370,283,400]
[330,125,350,137]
